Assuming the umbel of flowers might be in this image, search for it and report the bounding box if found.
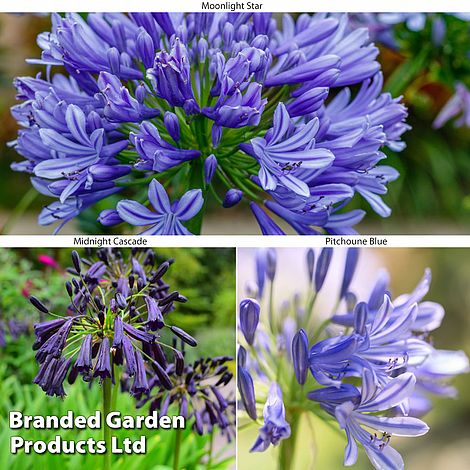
[134,352,236,442]
[238,248,469,470]
[11,13,408,235]
[30,248,197,397]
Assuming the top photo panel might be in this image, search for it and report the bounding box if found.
[1,12,470,235]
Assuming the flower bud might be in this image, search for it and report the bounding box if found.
[222,188,243,208]
[222,23,234,45]
[212,124,222,148]
[170,325,198,347]
[197,37,208,62]
[204,154,217,184]
[65,281,73,298]
[135,83,147,103]
[71,251,81,274]
[136,28,155,69]
[89,164,131,181]
[107,47,121,75]
[98,209,122,227]
[266,248,276,281]
[340,248,359,299]
[307,248,315,283]
[174,350,184,376]
[292,329,309,385]
[354,302,368,336]
[153,261,170,281]
[239,298,260,345]
[160,291,179,306]
[315,247,333,292]
[29,296,49,314]
[164,111,180,142]
[238,366,257,420]
[115,293,127,310]
[238,345,247,367]
[153,360,173,390]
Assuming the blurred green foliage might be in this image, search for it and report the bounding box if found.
[0,249,68,346]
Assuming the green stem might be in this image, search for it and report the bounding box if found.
[206,432,214,470]
[184,158,207,235]
[278,412,300,470]
[304,292,317,330]
[268,280,275,334]
[173,427,183,470]
[1,187,38,234]
[111,373,119,411]
[102,377,112,470]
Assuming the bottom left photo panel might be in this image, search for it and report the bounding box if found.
[0,247,236,470]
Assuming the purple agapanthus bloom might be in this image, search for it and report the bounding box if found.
[116,179,203,235]
[11,13,408,234]
[251,382,291,452]
[137,355,235,441]
[31,248,196,397]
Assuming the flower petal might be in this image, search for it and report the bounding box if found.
[357,414,429,437]
[148,179,171,214]
[117,200,161,226]
[360,373,416,412]
[174,189,204,220]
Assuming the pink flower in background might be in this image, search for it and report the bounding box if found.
[38,254,60,270]
[21,279,33,298]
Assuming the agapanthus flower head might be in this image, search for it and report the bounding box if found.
[11,12,409,235]
[136,353,235,441]
[433,83,470,129]
[0,318,30,348]
[238,248,469,469]
[31,248,197,397]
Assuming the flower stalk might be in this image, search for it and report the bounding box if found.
[102,376,112,470]
[173,427,182,470]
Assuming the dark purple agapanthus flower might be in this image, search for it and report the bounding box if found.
[135,353,235,442]
[10,13,408,235]
[31,248,196,397]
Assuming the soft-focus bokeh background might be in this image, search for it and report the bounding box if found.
[238,248,470,469]
[0,13,469,234]
[0,247,236,469]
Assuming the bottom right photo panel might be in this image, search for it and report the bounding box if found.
[237,248,470,470]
